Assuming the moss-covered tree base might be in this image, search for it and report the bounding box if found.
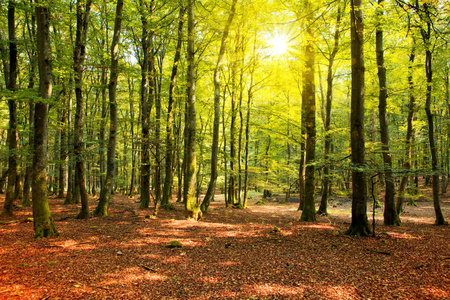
[435,219,448,226]
[34,218,59,239]
[93,205,108,217]
[185,205,202,221]
[76,210,91,219]
[316,207,328,216]
[345,221,371,237]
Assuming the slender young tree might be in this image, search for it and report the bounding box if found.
[201,0,238,213]
[317,4,343,216]
[346,0,371,236]
[32,2,58,238]
[396,42,416,213]
[94,0,124,216]
[376,0,400,226]
[1,0,18,218]
[162,6,186,208]
[420,2,446,225]
[73,0,92,219]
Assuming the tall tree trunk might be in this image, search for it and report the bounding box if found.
[421,4,446,225]
[243,76,253,209]
[154,50,163,207]
[201,0,237,212]
[64,78,75,204]
[32,2,58,238]
[184,0,200,220]
[95,0,123,216]
[163,6,186,208]
[128,78,137,197]
[73,0,92,219]
[346,0,371,236]
[0,30,10,88]
[376,0,400,226]
[229,66,237,206]
[1,0,18,218]
[317,5,343,216]
[139,0,151,209]
[300,0,316,222]
[396,41,416,213]
[23,8,37,205]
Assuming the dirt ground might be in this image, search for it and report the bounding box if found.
[0,188,449,300]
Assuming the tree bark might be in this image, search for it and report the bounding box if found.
[396,41,416,213]
[1,0,18,218]
[95,0,124,216]
[376,0,400,226]
[346,0,371,236]
[162,6,186,208]
[32,3,58,238]
[184,0,200,220]
[300,0,316,222]
[139,0,151,209]
[421,4,446,225]
[73,0,92,219]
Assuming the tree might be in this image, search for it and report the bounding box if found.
[1,0,18,218]
[184,0,201,220]
[420,2,446,225]
[94,0,124,216]
[300,0,316,222]
[73,0,92,219]
[138,0,154,210]
[162,6,186,209]
[317,4,344,216]
[396,40,416,214]
[201,0,237,213]
[376,0,400,226]
[32,2,58,238]
[346,0,371,236]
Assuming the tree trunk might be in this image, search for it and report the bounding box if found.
[184,0,200,220]
[73,0,92,219]
[64,78,75,204]
[201,0,237,212]
[32,3,58,238]
[421,6,446,225]
[162,7,186,208]
[95,0,123,216]
[1,0,18,218]
[317,5,343,216]
[346,0,371,236]
[300,0,316,222]
[396,41,416,213]
[23,9,37,206]
[376,0,400,226]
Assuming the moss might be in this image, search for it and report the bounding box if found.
[255,200,265,206]
[166,240,183,248]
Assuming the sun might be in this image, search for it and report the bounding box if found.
[267,33,290,56]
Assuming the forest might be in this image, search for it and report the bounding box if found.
[0,0,449,298]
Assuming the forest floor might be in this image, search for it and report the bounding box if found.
[0,188,449,300]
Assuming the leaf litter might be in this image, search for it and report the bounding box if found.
[0,192,449,299]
